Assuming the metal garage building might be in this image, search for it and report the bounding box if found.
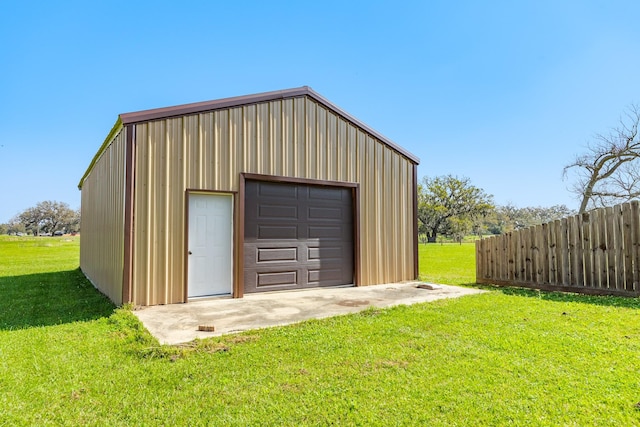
[78,87,419,306]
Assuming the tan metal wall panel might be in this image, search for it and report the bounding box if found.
[281,100,295,177]
[80,126,126,305]
[130,96,416,305]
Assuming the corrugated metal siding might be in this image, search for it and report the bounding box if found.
[80,126,126,305]
[131,96,415,306]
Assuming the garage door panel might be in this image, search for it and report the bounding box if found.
[308,268,345,285]
[308,206,343,220]
[257,181,299,198]
[308,225,346,239]
[257,247,299,263]
[257,270,298,288]
[246,242,306,259]
[307,245,352,262]
[309,186,345,201]
[259,204,298,220]
[257,225,300,239]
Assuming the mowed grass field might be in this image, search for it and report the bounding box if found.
[1,236,640,425]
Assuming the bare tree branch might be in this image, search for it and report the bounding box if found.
[563,104,640,213]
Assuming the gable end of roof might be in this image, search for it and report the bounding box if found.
[79,86,420,191]
[117,86,419,164]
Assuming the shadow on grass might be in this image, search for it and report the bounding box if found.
[467,282,640,310]
[0,268,115,330]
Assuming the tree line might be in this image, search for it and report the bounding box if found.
[417,175,575,244]
[1,201,80,236]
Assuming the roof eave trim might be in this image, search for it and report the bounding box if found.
[119,87,311,125]
[78,118,124,189]
[303,87,420,164]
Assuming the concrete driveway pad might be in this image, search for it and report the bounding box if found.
[133,282,485,345]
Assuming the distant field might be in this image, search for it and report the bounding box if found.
[1,236,640,425]
[418,242,476,285]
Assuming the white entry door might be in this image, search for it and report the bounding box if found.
[188,193,233,298]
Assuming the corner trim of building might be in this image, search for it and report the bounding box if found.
[121,124,136,304]
[236,175,246,299]
[353,185,362,287]
[413,164,419,279]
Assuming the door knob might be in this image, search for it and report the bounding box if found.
[188,251,193,255]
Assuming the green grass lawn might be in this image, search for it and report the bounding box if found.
[1,236,640,425]
[419,242,476,285]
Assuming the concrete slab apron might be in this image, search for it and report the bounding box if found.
[133,282,485,345]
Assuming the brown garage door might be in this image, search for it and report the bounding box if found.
[244,180,354,293]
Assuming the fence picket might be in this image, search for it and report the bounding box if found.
[581,211,592,288]
[512,231,522,282]
[542,223,550,284]
[524,227,532,282]
[606,207,617,290]
[550,220,559,283]
[632,201,640,291]
[614,204,625,291]
[501,232,508,280]
[569,215,583,287]
[591,209,603,289]
[561,218,570,286]
[531,225,539,284]
[622,203,634,291]
[577,214,585,287]
[599,208,609,288]
[507,232,516,282]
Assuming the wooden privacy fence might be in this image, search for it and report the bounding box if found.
[476,201,640,296]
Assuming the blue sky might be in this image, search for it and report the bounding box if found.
[1,0,639,222]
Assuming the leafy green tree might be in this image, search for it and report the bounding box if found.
[449,217,473,244]
[418,175,494,243]
[66,209,81,233]
[16,201,76,236]
[4,219,26,235]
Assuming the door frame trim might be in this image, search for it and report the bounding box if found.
[238,173,360,298]
[184,189,237,302]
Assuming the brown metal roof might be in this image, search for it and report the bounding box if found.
[119,86,419,164]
